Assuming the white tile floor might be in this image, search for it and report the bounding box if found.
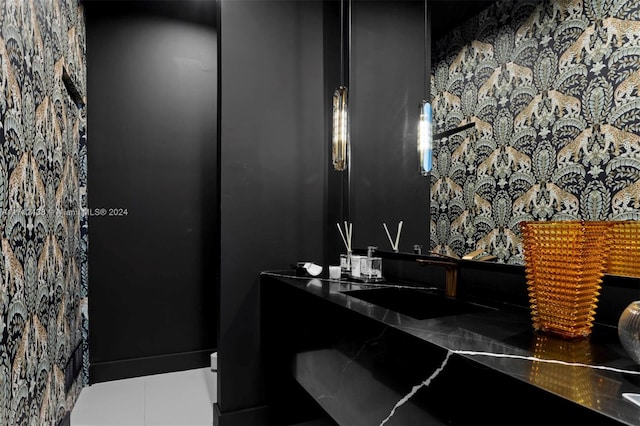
[71,367,216,426]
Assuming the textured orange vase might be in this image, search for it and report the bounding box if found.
[520,221,612,338]
[606,220,640,278]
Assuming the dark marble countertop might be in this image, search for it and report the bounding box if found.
[262,271,640,426]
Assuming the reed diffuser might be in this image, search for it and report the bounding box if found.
[337,221,352,275]
[383,221,403,252]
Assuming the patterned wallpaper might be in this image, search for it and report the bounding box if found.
[430,0,640,264]
[0,0,87,424]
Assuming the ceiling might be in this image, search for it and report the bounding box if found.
[430,0,496,40]
[80,0,493,42]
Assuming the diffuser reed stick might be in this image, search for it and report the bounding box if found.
[383,221,403,252]
[337,221,352,252]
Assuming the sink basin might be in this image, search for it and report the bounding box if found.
[342,287,493,320]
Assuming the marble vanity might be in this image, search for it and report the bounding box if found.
[260,271,640,426]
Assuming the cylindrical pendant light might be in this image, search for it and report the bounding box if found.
[418,100,433,175]
[332,0,350,171]
[332,86,348,170]
[418,0,433,176]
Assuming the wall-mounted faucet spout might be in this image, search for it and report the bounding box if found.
[416,255,459,297]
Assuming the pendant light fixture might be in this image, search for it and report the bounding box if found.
[332,0,350,171]
[332,86,348,171]
[417,0,433,176]
[418,100,433,175]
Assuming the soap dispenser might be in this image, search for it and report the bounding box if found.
[362,246,382,281]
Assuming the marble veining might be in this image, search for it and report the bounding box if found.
[380,349,640,426]
[262,271,640,426]
[380,351,453,426]
[316,328,389,402]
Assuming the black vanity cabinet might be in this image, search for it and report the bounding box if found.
[261,273,640,426]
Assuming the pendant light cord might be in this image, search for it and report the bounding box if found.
[340,0,344,86]
[424,0,428,99]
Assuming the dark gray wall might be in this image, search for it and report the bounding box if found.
[217,0,328,421]
[215,1,434,421]
[86,1,218,382]
[350,0,429,252]
[325,0,349,265]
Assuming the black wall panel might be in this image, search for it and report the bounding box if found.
[217,0,327,420]
[350,1,429,252]
[86,0,218,382]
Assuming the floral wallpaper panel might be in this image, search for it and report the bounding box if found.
[0,0,88,424]
[430,0,640,264]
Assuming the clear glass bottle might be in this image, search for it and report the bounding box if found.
[362,246,382,281]
[340,250,352,276]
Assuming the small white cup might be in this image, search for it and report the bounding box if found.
[329,265,341,280]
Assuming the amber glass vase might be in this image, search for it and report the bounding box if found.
[520,221,612,338]
[606,221,640,278]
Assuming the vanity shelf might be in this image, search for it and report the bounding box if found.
[261,272,640,426]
